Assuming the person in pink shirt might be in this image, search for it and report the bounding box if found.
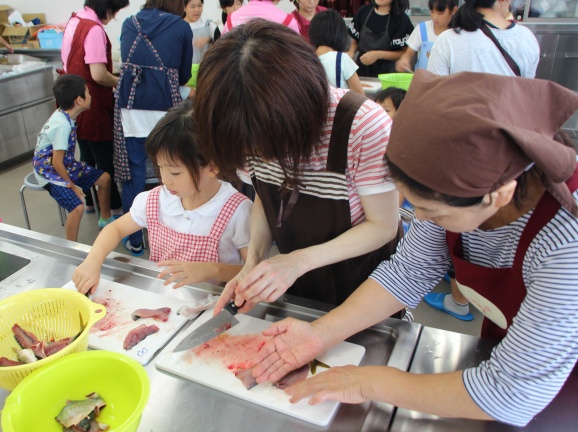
[291,0,326,42]
[222,0,300,34]
[61,0,128,219]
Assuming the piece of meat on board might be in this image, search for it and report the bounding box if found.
[234,367,258,390]
[123,324,159,350]
[275,363,310,390]
[131,307,171,322]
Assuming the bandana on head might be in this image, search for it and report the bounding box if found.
[387,70,578,217]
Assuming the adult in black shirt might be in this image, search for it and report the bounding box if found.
[347,0,413,77]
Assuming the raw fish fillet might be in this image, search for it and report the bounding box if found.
[275,363,310,389]
[0,357,23,366]
[131,307,171,322]
[12,324,40,348]
[123,324,159,350]
[234,367,258,390]
[56,392,106,428]
[44,337,73,357]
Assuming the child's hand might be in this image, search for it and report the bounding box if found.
[193,36,211,48]
[396,57,412,73]
[68,183,85,200]
[157,260,215,288]
[72,261,101,295]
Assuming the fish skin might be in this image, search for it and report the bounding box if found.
[0,357,23,367]
[123,324,160,350]
[16,348,37,364]
[12,324,40,348]
[234,367,258,390]
[44,337,72,357]
[55,393,106,428]
[131,307,171,322]
[275,363,310,390]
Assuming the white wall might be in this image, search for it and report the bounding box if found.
[8,0,296,60]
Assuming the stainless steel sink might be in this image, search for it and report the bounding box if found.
[0,250,30,282]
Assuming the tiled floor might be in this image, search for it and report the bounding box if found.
[0,160,482,336]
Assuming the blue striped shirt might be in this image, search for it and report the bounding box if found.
[370,192,578,426]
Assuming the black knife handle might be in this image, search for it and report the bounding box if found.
[225,301,240,316]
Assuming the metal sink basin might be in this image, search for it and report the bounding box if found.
[0,250,30,282]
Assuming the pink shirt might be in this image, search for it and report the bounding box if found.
[222,0,300,34]
[61,7,108,71]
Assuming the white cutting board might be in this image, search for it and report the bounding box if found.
[155,311,365,426]
[361,80,383,94]
[62,280,199,365]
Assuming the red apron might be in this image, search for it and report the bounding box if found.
[447,166,578,340]
[65,13,114,142]
[146,187,248,263]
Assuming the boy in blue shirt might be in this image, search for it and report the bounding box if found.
[33,74,114,241]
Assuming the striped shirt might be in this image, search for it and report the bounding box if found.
[370,191,578,426]
[239,87,396,226]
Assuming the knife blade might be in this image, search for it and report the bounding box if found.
[174,301,240,352]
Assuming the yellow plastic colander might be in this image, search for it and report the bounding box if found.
[0,288,105,390]
[2,351,150,432]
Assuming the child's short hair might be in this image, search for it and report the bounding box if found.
[428,0,459,12]
[146,99,208,190]
[375,87,407,110]
[309,9,350,52]
[53,74,87,110]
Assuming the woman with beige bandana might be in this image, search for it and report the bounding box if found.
[246,70,578,427]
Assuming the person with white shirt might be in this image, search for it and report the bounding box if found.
[73,100,252,294]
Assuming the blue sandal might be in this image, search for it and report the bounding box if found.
[423,293,474,322]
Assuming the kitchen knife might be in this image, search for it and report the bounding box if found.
[174,301,240,352]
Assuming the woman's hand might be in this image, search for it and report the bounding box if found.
[252,317,325,383]
[285,365,370,405]
[157,260,215,288]
[72,261,101,295]
[233,252,307,307]
[359,51,380,66]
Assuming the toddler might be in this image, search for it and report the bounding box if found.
[375,86,407,120]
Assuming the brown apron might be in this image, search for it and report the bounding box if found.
[65,13,114,142]
[252,91,402,305]
[447,165,578,341]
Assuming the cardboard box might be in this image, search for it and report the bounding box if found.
[2,13,46,47]
[26,35,40,49]
[0,5,12,24]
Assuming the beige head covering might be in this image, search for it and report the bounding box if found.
[387,70,578,216]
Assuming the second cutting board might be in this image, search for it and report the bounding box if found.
[62,279,199,365]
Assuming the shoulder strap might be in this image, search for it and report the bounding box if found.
[479,24,521,77]
[226,13,233,30]
[419,21,428,43]
[335,52,342,89]
[282,14,293,27]
[326,91,367,174]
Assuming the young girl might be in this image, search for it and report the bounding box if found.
[396,0,458,72]
[309,9,363,94]
[347,0,414,77]
[219,0,242,26]
[73,100,252,295]
[184,0,221,65]
[291,0,326,43]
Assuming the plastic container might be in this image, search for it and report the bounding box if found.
[1,351,150,432]
[378,72,414,91]
[187,63,200,88]
[0,289,105,390]
[38,30,63,49]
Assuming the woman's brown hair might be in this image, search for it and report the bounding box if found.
[194,19,329,185]
[142,0,184,16]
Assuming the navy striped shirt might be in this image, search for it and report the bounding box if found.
[370,192,578,426]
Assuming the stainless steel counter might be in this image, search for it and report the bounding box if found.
[1,223,576,431]
[0,223,420,431]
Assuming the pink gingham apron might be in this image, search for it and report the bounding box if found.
[146,187,248,263]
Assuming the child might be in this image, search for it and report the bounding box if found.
[184,0,221,65]
[309,9,364,95]
[396,0,458,72]
[72,99,252,295]
[219,0,242,27]
[375,86,407,120]
[33,74,113,242]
